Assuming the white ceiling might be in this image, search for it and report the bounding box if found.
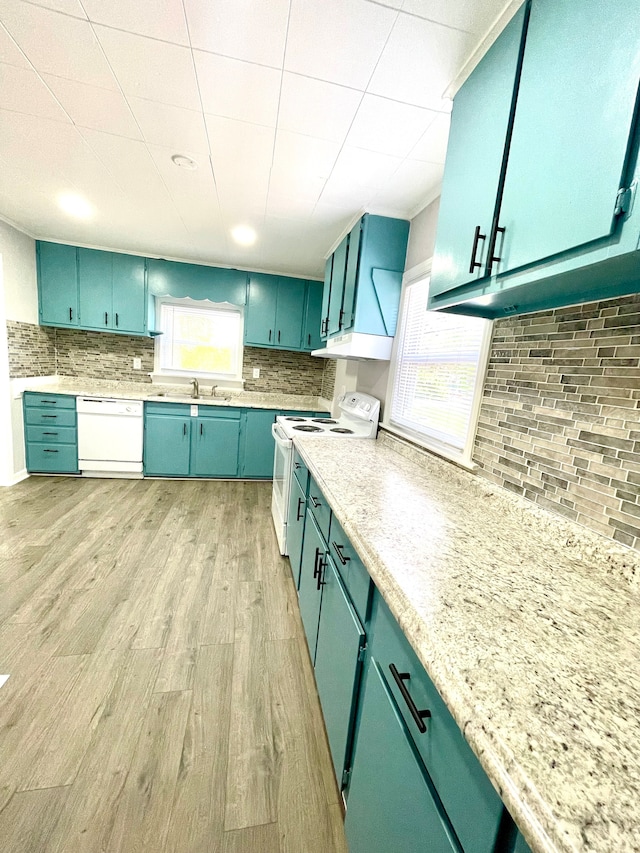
[0,0,517,278]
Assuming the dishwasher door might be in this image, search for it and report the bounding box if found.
[77,397,144,475]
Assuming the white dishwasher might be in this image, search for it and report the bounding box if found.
[77,396,144,477]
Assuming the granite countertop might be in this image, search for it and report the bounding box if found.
[294,432,640,853]
[21,377,330,413]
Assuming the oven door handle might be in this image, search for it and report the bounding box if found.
[271,423,291,449]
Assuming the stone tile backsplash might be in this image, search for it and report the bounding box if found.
[474,295,640,551]
[7,321,56,378]
[7,322,336,399]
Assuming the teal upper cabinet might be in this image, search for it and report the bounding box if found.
[430,0,640,319]
[321,214,410,339]
[147,259,247,306]
[303,281,323,351]
[244,274,307,351]
[320,257,333,340]
[328,235,349,336]
[497,0,640,274]
[78,248,146,335]
[37,242,79,328]
[429,5,527,300]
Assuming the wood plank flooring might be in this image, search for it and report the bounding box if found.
[0,476,348,853]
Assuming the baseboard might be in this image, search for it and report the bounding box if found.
[1,468,29,487]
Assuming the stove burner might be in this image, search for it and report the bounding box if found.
[285,417,305,421]
[312,418,337,423]
[330,427,354,434]
[293,424,323,433]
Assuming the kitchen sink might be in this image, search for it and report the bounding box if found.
[149,392,233,403]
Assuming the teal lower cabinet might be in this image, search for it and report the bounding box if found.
[144,404,241,477]
[298,510,327,662]
[286,472,307,586]
[144,412,191,476]
[190,411,241,478]
[513,832,532,853]
[313,554,365,782]
[292,467,527,850]
[345,660,460,853]
[241,408,278,478]
[23,392,79,474]
[364,594,505,853]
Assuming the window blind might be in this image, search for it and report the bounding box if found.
[389,277,488,451]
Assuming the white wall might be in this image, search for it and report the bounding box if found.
[0,218,38,485]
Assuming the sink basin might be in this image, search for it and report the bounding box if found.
[150,392,233,404]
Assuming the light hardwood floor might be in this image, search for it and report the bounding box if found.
[0,475,348,853]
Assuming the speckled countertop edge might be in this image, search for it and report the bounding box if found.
[19,376,331,413]
[294,435,640,853]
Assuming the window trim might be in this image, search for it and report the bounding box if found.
[153,296,245,384]
[382,262,493,471]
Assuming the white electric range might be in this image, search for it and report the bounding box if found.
[270,392,380,554]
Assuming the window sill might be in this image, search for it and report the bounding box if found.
[149,372,245,392]
[380,422,478,473]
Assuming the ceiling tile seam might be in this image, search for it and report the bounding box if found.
[311,4,404,222]
[17,0,87,23]
[191,46,283,75]
[0,28,96,153]
[77,0,188,231]
[181,0,230,259]
[364,0,474,35]
[264,0,294,226]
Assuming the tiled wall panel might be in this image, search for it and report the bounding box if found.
[474,296,640,551]
[6,321,56,377]
[7,322,335,398]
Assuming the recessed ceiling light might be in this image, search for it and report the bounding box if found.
[171,154,198,170]
[231,225,257,246]
[58,192,94,219]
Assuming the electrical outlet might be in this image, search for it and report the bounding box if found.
[252,367,260,378]
[133,357,142,370]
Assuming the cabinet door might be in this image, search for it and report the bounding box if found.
[144,415,190,476]
[191,416,241,477]
[320,257,332,340]
[112,253,146,333]
[242,408,277,478]
[38,242,79,327]
[275,278,305,349]
[303,281,323,351]
[245,274,277,347]
[328,234,348,335]
[298,511,326,663]
[341,219,362,332]
[345,661,459,853]
[286,473,306,587]
[78,248,113,330]
[430,5,527,299]
[514,832,532,853]
[497,0,640,276]
[314,556,365,784]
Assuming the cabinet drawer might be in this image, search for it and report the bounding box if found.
[307,474,331,542]
[292,448,309,493]
[26,425,77,444]
[328,515,372,624]
[198,405,241,420]
[371,593,504,853]
[26,443,78,473]
[25,408,76,427]
[144,402,191,416]
[24,392,76,409]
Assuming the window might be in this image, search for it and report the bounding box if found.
[155,298,243,380]
[385,273,492,467]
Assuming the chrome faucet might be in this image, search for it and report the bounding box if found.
[210,384,217,397]
[190,378,199,399]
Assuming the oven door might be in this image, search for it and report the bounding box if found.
[271,422,293,555]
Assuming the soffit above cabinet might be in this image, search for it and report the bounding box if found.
[0,0,520,278]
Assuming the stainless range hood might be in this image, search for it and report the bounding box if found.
[311,332,393,361]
